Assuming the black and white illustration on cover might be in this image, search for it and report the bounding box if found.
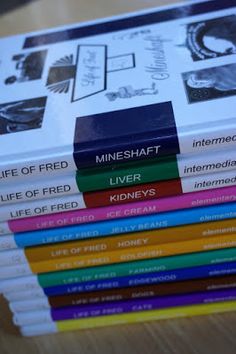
[183,63,236,103]
[46,45,135,101]
[105,83,158,101]
[181,15,236,61]
[5,50,47,85]
[0,97,47,135]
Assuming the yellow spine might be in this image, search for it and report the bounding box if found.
[57,300,236,331]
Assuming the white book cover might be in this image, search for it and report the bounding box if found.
[0,0,235,183]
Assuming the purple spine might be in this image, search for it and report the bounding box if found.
[51,288,236,321]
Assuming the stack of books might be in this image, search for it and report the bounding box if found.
[0,0,236,337]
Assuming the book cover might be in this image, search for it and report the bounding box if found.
[0,0,236,181]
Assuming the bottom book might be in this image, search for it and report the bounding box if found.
[13,288,236,326]
[20,300,236,337]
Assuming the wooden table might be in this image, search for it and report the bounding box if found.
[0,1,236,353]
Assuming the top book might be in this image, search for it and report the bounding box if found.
[0,0,236,183]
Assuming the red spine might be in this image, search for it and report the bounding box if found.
[84,179,182,208]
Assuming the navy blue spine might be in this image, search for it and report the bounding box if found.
[73,101,179,169]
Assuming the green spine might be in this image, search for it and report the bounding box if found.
[38,248,236,288]
[76,156,179,192]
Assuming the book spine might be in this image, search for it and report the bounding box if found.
[0,174,79,206]
[5,288,46,302]
[0,236,18,251]
[180,170,236,194]
[0,221,11,235]
[77,164,236,195]
[0,152,76,186]
[9,202,236,248]
[3,184,236,236]
[2,246,236,295]
[82,179,182,208]
[0,275,40,294]
[0,248,27,266]
[9,275,236,312]
[13,288,236,326]
[2,234,236,273]
[2,215,236,263]
[74,131,180,169]
[20,300,236,336]
[177,148,236,178]
[76,156,178,192]
[0,262,32,280]
[0,193,86,222]
[10,297,50,313]
[180,123,236,156]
